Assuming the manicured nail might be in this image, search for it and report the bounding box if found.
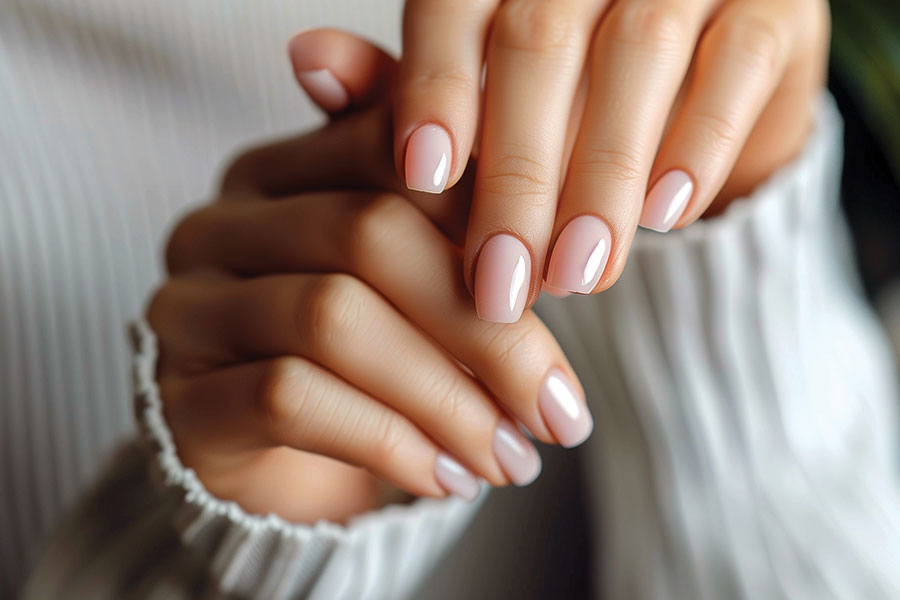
[546,215,612,294]
[434,453,481,501]
[493,419,542,486]
[295,69,350,113]
[640,170,694,232]
[542,284,570,299]
[405,124,452,194]
[475,234,531,323]
[539,368,593,448]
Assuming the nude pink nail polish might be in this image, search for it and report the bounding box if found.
[405,124,452,194]
[542,284,570,299]
[474,234,531,323]
[492,419,541,486]
[546,215,612,294]
[296,69,350,113]
[539,368,592,448]
[434,453,481,501]
[640,170,694,232]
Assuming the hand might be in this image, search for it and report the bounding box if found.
[393,0,830,318]
[148,49,591,524]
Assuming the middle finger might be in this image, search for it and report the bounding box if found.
[168,192,593,448]
[546,0,718,294]
[465,0,607,322]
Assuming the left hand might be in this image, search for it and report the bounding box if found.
[389,0,830,319]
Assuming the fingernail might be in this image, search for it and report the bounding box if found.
[546,216,612,294]
[640,170,694,232]
[542,284,570,299]
[434,453,481,501]
[295,69,350,113]
[539,368,593,447]
[405,124,452,194]
[493,419,542,486]
[475,234,531,323]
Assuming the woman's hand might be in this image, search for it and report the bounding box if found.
[394,0,830,318]
[147,102,592,524]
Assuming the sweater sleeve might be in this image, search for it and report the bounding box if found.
[23,320,484,600]
[535,93,900,600]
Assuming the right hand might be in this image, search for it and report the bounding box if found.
[148,37,593,523]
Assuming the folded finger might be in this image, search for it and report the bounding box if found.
[161,356,464,499]
[149,272,538,487]
[288,28,397,115]
[166,192,592,448]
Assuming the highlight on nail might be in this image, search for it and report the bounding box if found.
[538,368,593,448]
[405,123,452,194]
[546,215,612,294]
[474,234,531,324]
[640,169,694,233]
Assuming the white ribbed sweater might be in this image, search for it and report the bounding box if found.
[3,2,900,599]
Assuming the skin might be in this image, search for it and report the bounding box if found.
[152,8,830,523]
[152,104,582,523]
[394,0,831,306]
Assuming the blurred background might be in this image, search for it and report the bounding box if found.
[830,0,900,355]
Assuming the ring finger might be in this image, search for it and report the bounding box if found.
[150,272,538,489]
[166,192,593,449]
[546,0,718,295]
[465,0,607,322]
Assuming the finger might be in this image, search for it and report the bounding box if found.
[395,0,499,193]
[219,106,473,244]
[166,193,593,448]
[149,272,526,487]
[466,0,606,322]
[644,0,805,230]
[161,356,465,499]
[545,0,717,295]
[288,28,397,115]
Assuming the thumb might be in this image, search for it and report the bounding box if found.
[288,28,397,116]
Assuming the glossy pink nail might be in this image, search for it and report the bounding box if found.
[296,69,350,113]
[493,419,541,486]
[539,368,592,448]
[546,216,612,294]
[475,234,531,323]
[640,170,694,232]
[405,124,452,194]
[434,453,481,501]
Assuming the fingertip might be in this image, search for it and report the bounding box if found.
[295,68,351,113]
[288,28,397,113]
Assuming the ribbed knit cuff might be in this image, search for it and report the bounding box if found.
[131,320,483,600]
[537,93,900,600]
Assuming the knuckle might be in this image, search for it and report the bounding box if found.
[570,147,644,185]
[145,282,180,332]
[301,274,366,360]
[715,13,782,72]
[342,193,413,269]
[406,66,478,100]
[254,357,315,433]
[479,322,540,375]
[476,152,556,208]
[368,413,407,469]
[427,374,470,426]
[164,209,208,274]
[494,1,582,53]
[219,148,256,193]
[604,2,685,54]
[686,110,742,154]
